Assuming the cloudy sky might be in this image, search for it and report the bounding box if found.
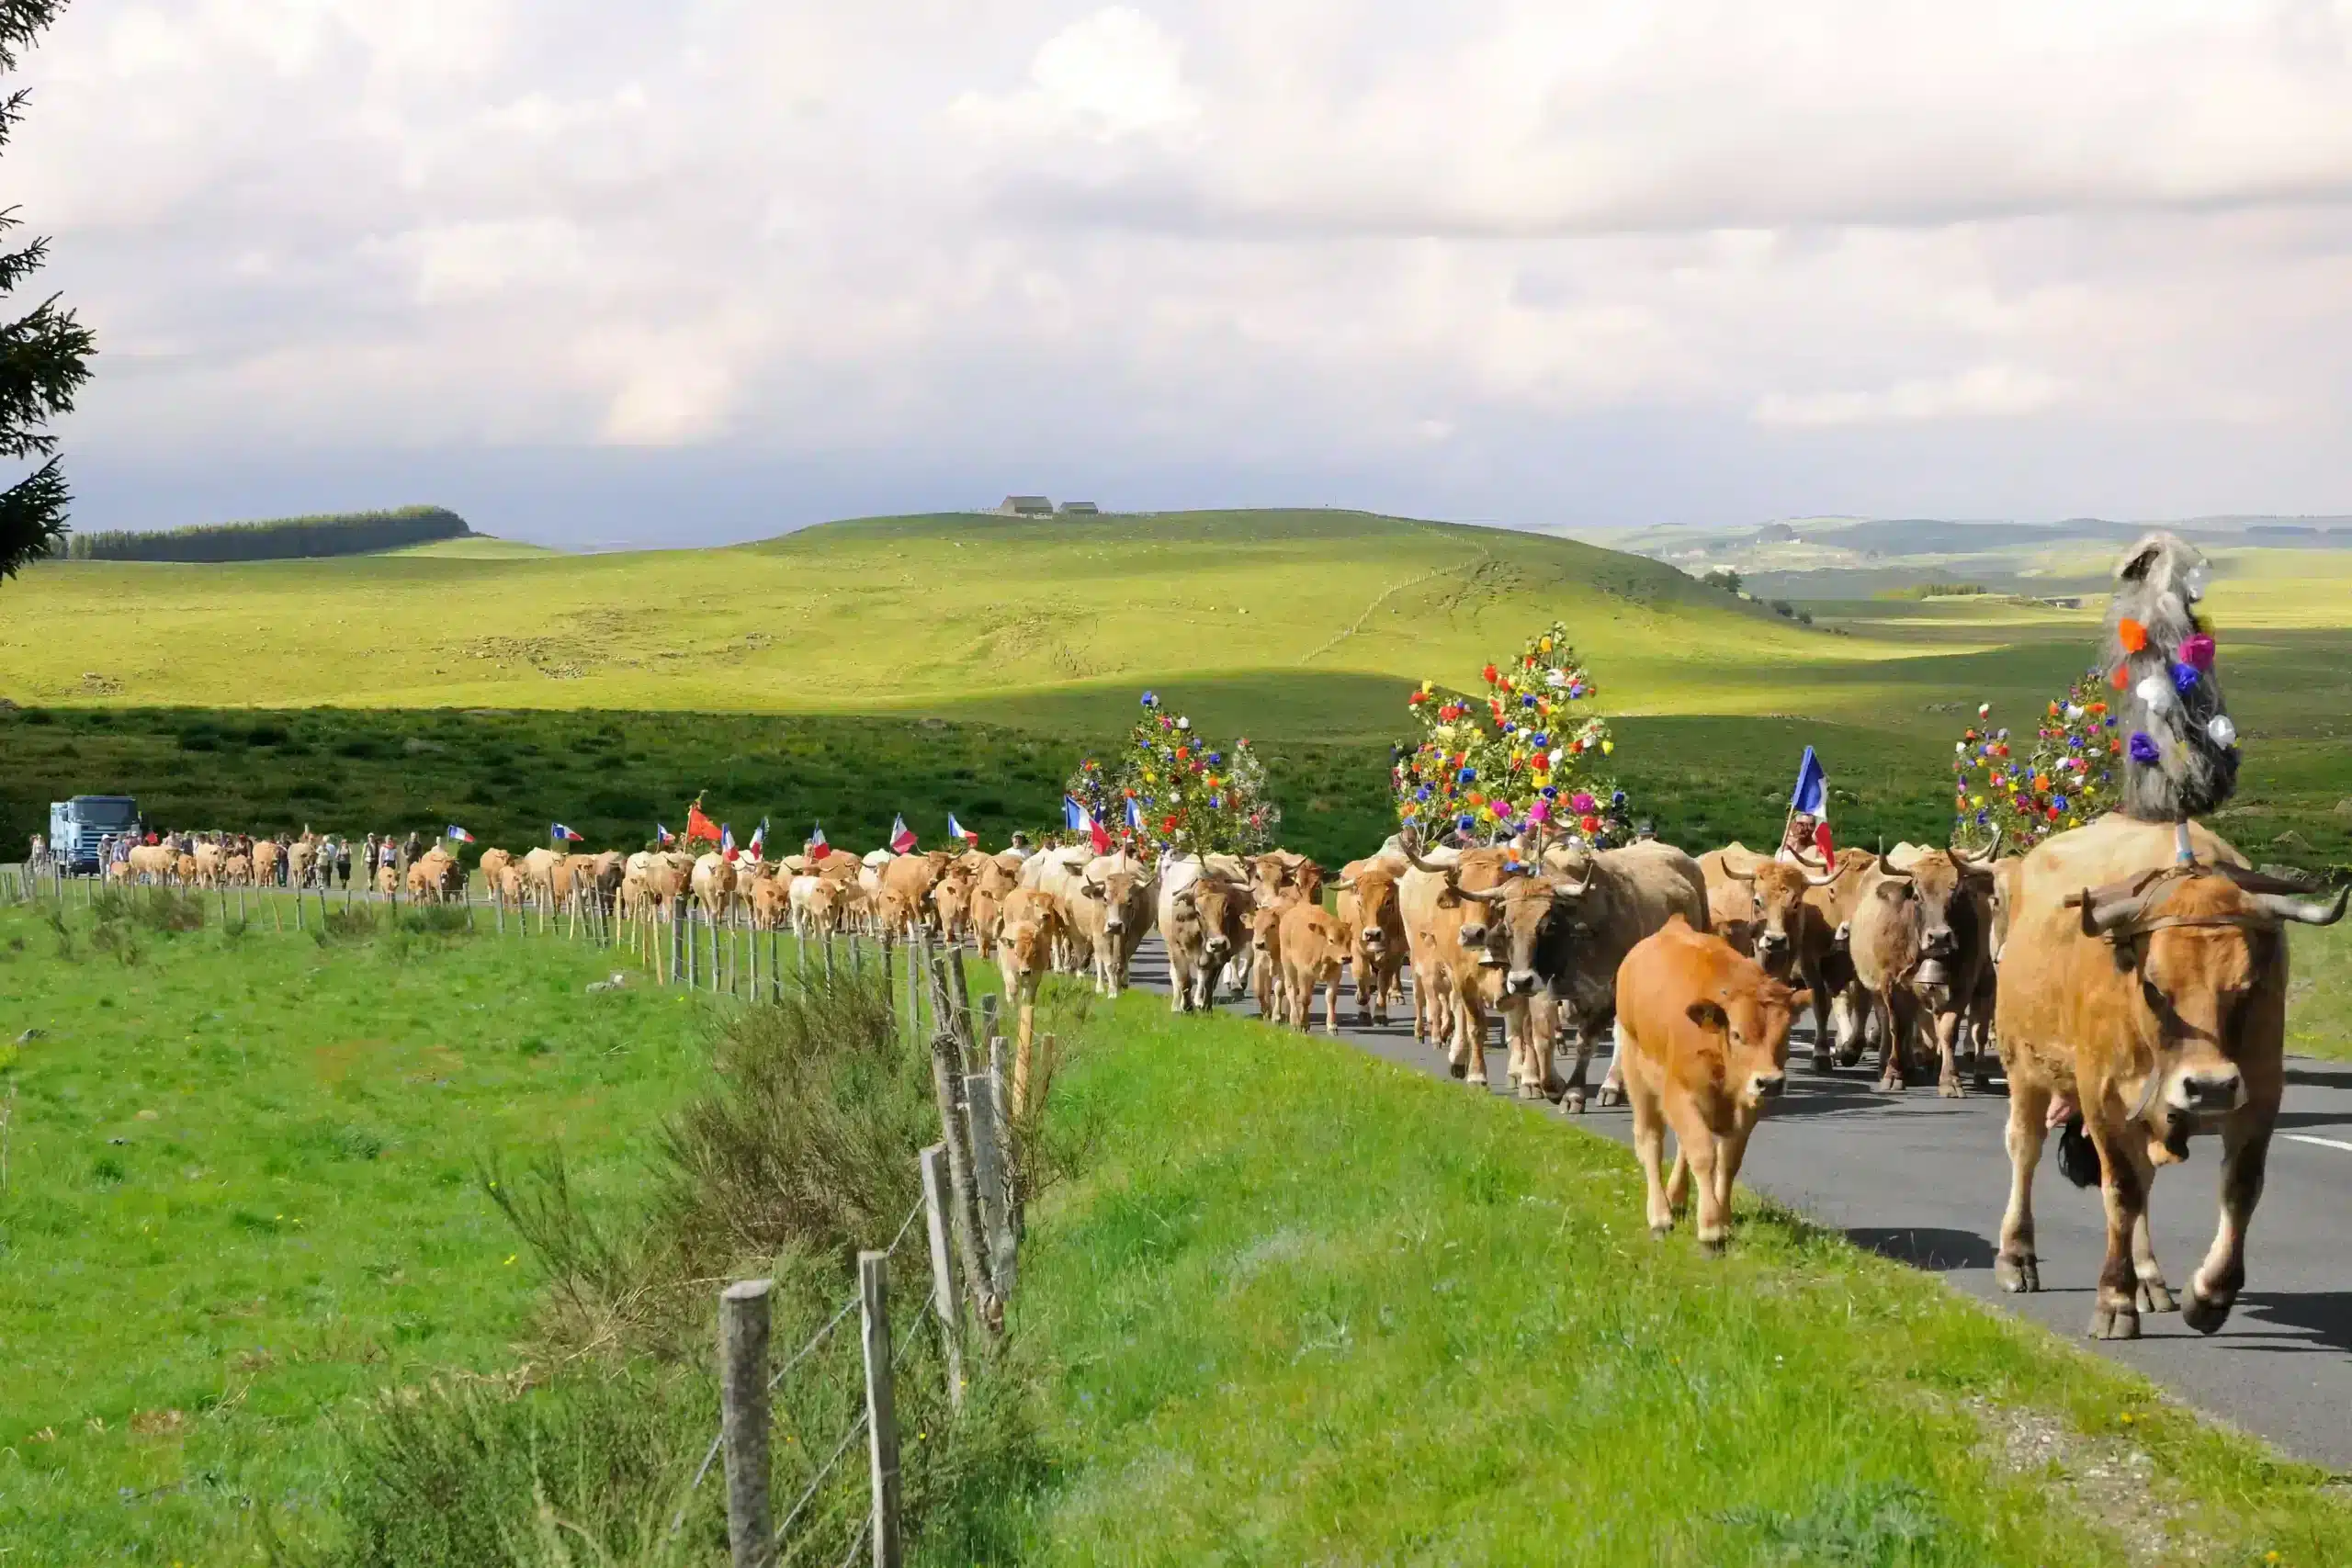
[13,1,2352,545]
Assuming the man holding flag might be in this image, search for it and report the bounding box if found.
[806,823,829,861]
[1782,746,1836,864]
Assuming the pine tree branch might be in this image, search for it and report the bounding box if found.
[0,452,68,577]
[0,5,66,75]
[0,292,93,460]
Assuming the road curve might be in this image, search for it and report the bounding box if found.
[1121,935,2352,1472]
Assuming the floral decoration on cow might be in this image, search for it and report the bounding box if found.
[1391,620,1633,847]
[1951,673,2120,852]
[1065,694,1283,856]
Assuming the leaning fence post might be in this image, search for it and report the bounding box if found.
[718,1279,775,1568]
[919,1145,965,1410]
[965,1071,1017,1303]
[859,1251,904,1568]
[928,1032,994,1334]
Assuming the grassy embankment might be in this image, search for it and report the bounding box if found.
[998,990,2352,1564]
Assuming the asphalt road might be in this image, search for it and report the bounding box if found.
[1123,935,2352,1472]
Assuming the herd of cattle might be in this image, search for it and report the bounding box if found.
[105,809,2347,1342]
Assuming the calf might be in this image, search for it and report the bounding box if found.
[1996,814,2344,1338]
[1277,901,1351,1033]
[1615,915,1810,1253]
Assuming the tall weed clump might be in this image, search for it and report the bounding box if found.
[307,964,1046,1568]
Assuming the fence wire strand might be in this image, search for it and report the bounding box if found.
[775,1408,870,1547]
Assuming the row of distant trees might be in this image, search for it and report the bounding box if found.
[64,505,472,562]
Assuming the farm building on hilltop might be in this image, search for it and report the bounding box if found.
[998,495,1054,517]
[1058,500,1100,515]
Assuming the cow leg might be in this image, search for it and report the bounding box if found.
[2086,1122,2146,1340]
[1323,976,1340,1035]
[1804,955,1835,1073]
[1636,1086,1674,1232]
[1931,1006,1966,1100]
[1170,954,1193,1014]
[1872,989,1906,1092]
[1592,1017,1628,1109]
[1996,1081,2050,1293]
[2184,1111,2272,1335]
[2122,1139,2177,1314]
[1668,1106,1729,1254]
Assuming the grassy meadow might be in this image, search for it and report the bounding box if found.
[5,508,2352,867]
[8,893,2351,1565]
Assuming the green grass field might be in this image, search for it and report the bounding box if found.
[995,997,2352,1562]
[8,896,2349,1565]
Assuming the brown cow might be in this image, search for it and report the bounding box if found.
[1615,915,1809,1253]
[877,852,952,940]
[1719,848,1876,1073]
[994,887,1065,1114]
[1397,842,1521,1085]
[1333,863,1408,1028]
[1995,814,2345,1338]
[1157,860,1251,1013]
[1065,852,1156,998]
[1247,904,1283,1017]
[967,852,1023,959]
[1695,842,1768,957]
[1276,901,1350,1033]
[1849,837,2000,1096]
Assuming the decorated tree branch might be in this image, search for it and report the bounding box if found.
[1067,693,1282,856]
[1951,674,2122,853]
[1392,620,1634,847]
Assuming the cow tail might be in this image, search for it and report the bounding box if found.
[2055,1115,2103,1190]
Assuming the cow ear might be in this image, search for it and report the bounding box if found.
[1685,1000,1728,1032]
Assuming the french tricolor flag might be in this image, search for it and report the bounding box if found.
[888,815,918,854]
[806,824,828,860]
[552,822,584,843]
[947,812,978,845]
[1064,795,1111,853]
[446,824,475,844]
[1125,797,1144,835]
[1789,746,1835,860]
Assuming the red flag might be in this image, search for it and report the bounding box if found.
[685,800,720,847]
[1814,820,1836,860]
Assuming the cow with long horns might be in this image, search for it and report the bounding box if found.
[1993,814,2344,1339]
[1716,845,1876,1073]
[1846,835,2002,1096]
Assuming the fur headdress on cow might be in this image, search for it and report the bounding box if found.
[2101,531,2237,823]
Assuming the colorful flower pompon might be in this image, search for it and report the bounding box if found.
[1950,678,2119,853]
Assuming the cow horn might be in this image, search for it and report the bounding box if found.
[2247,884,2351,927]
[1959,828,2004,866]
[1454,883,1509,906]
[1726,866,1757,884]
[1803,862,1843,888]
[2070,880,2159,938]
[1331,876,1357,892]
[1401,840,1447,874]
[1875,852,1915,881]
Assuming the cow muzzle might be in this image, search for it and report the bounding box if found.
[2168,1066,2245,1117]
[1747,1070,1787,1101]
[1504,969,1542,998]
[1105,915,1125,933]
[1460,921,1487,945]
[1922,926,1959,959]
[1757,931,1791,957]
[1361,929,1385,950]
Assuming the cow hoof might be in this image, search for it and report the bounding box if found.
[1595,1086,1622,1109]
[1699,1235,1726,1258]
[1448,1061,1468,1080]
[1938,1078,1965,1100]
[1517,1083,1543,1101]
[2087,1302,2141,1341]
[2182,1287,2233,1336]
[2136,1279,2177,1314]
[1995,1253,2040,1294]
[1649,1223,1671,1242]
[1811,1051,1834,1074]
[1876,1076,1904,1094]
[1563,1089,1588,1114]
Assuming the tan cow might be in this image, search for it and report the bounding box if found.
[1616,914,1809,1253]
[252,839,283,887]
[408,849,458,903]
[479,847,513,893]
[373,863,396,897]
[994,887,1065,1114]
[751,875,792,931]
[1247,904,1283,1017]
[1156,856,1252,1013]
[1848,838,2001,1096]
[1695,842,1769,957]
[967,852,1023,958]
[1064,852,1157,998]
[1992,814,2344,1339]
[1717,847,1876,1072]
[1397,842,1521,1084]
[128,843,175,884]
[1277,900,1351,1033]
[876,851,952,941]
[1332,863,1408,1028]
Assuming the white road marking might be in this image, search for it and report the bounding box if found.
[2283,1134,2352,1154]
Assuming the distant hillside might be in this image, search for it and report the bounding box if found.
[64,505,471,563]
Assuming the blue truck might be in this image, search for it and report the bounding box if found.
[47,795,141,876]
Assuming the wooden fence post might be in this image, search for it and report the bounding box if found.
[978,996,1001,1060]
[718,1279,775,1568]
[928,1032,995,1334]
[920,1145,965,1410]
[823,930,837,984]
[859,1251,904,1568]
[964,1071,1016,1303]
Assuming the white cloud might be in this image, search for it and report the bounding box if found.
[5,1,2348,535]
